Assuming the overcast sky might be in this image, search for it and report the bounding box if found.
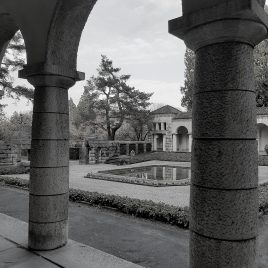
[2,0,186,116]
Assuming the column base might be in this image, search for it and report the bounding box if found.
[28,220,68,250]
[190,232,256,268]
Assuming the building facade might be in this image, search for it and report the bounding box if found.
[152,105,268,154]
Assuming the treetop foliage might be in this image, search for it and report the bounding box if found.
[0,31,34,114]
[180,19,268,110]
[74,55,153,140]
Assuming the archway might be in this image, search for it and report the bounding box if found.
[156,134,164,151]
[257,123,268,154]
[176,126,189,152]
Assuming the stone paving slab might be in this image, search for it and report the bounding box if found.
[0,213,143,268]
[0,246,58,268]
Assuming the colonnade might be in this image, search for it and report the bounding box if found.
[0,0,267,267]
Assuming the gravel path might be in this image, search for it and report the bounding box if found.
[2,160,268,207]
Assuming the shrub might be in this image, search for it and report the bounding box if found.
[69,189,190,228]
[265,144,268,155]
[259,182,268,215]
[0,165,29,175]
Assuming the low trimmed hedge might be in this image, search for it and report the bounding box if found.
[69,189,189,228]
[259,182,268,215]
[0,176,189,228]
[0,176,29,188]
[0,165,29,175]
[1,176,268,229]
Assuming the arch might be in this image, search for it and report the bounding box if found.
[177,126,189,135]
[257,123,268,153]
[176,126,189,152]
[46,0,97,71]
[0,11,18,63]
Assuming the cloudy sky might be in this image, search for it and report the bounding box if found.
[2,0,186,116]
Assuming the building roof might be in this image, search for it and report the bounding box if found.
[173,111,192,119]
[257,106,268,115]
[151,105,181,115]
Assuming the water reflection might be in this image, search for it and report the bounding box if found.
[107,166,190,181]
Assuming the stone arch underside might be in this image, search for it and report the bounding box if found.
[0,11,18,63]
[176,126,189,152]
[0,0,97,79]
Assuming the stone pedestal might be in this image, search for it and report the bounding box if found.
[0,141,18,165]
[169,1,268,267]
[23,73,75,250]
[79,143,89,165]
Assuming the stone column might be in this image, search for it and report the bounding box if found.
[188,134,192,152]
[169,1,268,267]
[26,74,75,250]
[163,135,166,152]
[172,168,177,181]
[135,143,139,155]
[172,134,177,152]
[143,143,147,153]
[153,135,157,151]
[126,144,130,156]
[257,128,260,153]
[162,166,166,180]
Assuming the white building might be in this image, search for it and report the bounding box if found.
[151,105,268,154]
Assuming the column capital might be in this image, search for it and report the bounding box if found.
[18,63,85,88]
[169,0,268,51]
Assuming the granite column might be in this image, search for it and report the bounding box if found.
[27,74,75,250]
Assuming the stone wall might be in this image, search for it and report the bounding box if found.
[0,141,19,165]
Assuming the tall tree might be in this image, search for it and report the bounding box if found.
[128,110,152,141]
[82,55,153,140]
[0,32,34,114]
[0,111,32,142]
[180,48,195,111]
[254,38,268,107]
[180,35,268,109]
[73,81,98,129]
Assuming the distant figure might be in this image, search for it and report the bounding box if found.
[130,150,136,158]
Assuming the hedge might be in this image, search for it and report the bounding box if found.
[1,176,268,229]
[0,165,29,175]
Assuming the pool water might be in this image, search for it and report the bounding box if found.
[102,165,190,181]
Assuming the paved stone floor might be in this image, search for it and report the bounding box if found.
[0,186,267,268]
[0,211,141,268]
[3,160,268,207]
